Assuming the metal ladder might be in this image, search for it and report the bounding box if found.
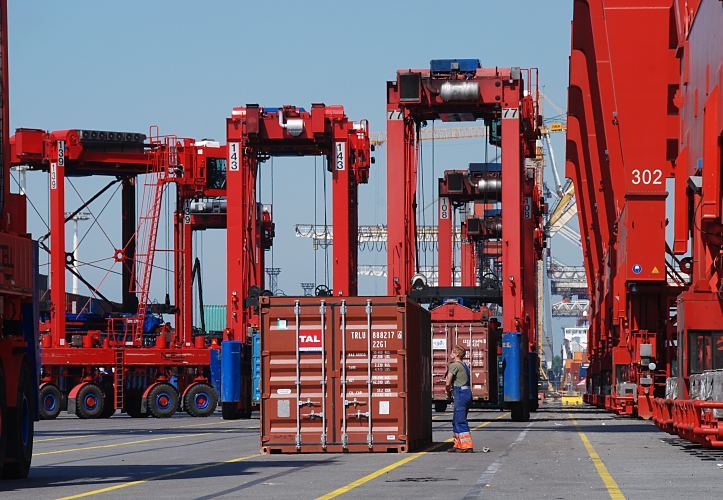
[114,349,125,410]
[130,131,175,339]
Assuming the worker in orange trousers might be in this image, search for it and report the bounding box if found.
[446,345,474,452]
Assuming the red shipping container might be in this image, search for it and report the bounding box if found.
[259,295,431,453]
[430,302,498,412]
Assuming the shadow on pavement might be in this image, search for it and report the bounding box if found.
[1,458,337,494]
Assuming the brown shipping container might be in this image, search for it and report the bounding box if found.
[259,295,432,453]
[430,302,497,409]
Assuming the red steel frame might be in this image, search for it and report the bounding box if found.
[225,104,370,343]
[437,170,504,289]
[671,0,722,399]
[568,0,722,423]
[10,128,228,413]
[568,0,680,418]
[650,0,722,447]
[385,66,543,350]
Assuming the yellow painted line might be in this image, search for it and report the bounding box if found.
[573,419,625,500]
[34,432,215,457]
[34,418,238,445]
[56,453,260,500]
[35,434,93,443]
[35,424,256,457]
[317,412,508,499]
[175,419,243,429]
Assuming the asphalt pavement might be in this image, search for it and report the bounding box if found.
[1,402,720,499]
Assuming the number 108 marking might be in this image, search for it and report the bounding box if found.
[631,168,663,185]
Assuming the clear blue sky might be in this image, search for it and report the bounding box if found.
[9,1,578,350]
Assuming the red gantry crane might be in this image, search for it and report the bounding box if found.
[220,104,371,419]
[569,0,683,419]
[10,128,230,419]
[569,0,722,438]
[385,60,545,421]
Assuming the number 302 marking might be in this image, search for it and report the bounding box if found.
[631,168,663,185]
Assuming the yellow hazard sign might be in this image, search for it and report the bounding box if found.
[652,266,660,274]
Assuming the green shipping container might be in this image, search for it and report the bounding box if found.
[201,304,227,332]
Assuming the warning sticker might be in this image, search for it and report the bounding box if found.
[379,401,390,415]
[299,329,322,352]
[652,266,660,274]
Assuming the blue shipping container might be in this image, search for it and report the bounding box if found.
[202,305,227,332]
[251,331,261,404]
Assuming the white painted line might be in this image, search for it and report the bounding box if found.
[463,421,534,498]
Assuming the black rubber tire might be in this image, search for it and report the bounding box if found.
[0,364,7,478]
[124,390,148,418]
[510,400,530,422]
[147,384,178,418]
[75,383,105,419]
[221,402,243,420]
[434,401,448,413]
[184,383,218,417]
[3,361,34,479]
[39,384,62,420]
[100,378,116,418]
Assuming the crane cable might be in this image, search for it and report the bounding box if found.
[431,121,436,270]
[313,156,318,289]
[323,155,330,288]
[419,125,427,261]
[164,179,170,299]
[413,123,421,274]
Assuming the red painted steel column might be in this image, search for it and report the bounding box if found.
[387,117,417,295]
[50,139,66,347]
[386,115,409,294]
[226,129,246,342]
[437,194,452,287]
[179,202,193,346]
[501,111,522,333]
[332,137,355,296]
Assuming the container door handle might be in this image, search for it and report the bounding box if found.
[366,299,374,449]
[340,300,348,448]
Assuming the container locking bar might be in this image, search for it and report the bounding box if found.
[319,300,327,448]
[366,299,374,449]
[341,300,348,448]
[294,300,301,449]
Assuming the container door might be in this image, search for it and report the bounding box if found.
[338,299,406,451]
[262,299,330,451]
[468,322,490,400]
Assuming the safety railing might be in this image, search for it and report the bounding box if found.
[652,398,723,448]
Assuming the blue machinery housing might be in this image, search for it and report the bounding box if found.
[501,331,539,421]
